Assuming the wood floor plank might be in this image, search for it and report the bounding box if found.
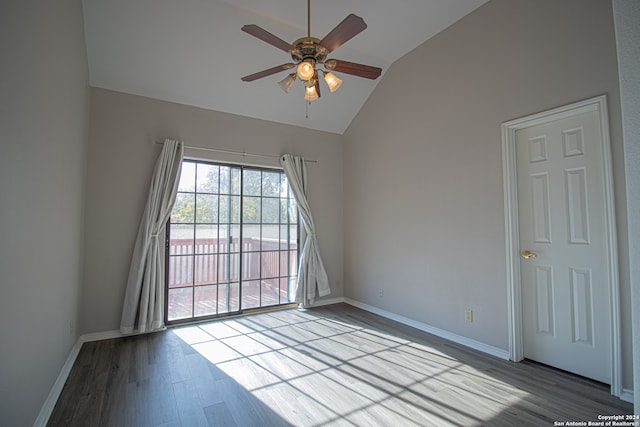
[48,303,632,426]
[71,390,104,427]
[98,338,131,425]
[172,380,209,427]
[202,401,237,427]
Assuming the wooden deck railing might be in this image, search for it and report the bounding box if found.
[168,237,297,288]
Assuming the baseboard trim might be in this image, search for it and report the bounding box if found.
[620,388,634,403]
[307,296,346,308]
[81,329,125,343]
[344,298,510,361]
[33,330,124,426]
[32,338,84,427]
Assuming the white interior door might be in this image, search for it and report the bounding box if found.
[516,109,611,383]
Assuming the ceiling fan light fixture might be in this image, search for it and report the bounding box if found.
[240,1,382,112]
[304,84,319,101]
[297,60,316,81]
[322,71,342,92]
[278,73,297,93]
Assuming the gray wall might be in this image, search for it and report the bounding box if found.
[0,0,89,425]
[81,88,344,334]
[0,1,634,422]
[613,0,640,411]
[343,0,632,388]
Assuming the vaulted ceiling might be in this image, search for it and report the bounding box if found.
[82,0,488,134]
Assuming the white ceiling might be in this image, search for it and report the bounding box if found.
[82,0,488,134]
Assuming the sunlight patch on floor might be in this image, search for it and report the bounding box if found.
[173,309,529,426]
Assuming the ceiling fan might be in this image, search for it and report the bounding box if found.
[240,0,382,102]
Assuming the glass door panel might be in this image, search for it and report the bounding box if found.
[166,160,298,324]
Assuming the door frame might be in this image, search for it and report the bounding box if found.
[501,95,621,396]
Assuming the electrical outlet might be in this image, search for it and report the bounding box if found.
[378,288,384,298]
[335,280,341,289]
[465,309,473,323]
[69,320,75,336]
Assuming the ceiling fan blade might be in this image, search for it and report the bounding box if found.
[242,25,293,52]
[324,59,382,80]
[241,64,295,82]
[315,76,321,99]
[319,14,367,53]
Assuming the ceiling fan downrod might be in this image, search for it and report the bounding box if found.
[307,0,311,38]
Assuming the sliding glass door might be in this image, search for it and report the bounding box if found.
[166,160,298,323]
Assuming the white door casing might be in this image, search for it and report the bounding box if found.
[501,96,621,395]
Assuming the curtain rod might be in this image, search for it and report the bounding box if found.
[154,141,318,164]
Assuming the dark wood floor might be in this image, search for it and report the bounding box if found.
[48,303,631,426]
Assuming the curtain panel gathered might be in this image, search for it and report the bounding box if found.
[280,154,331,306]
[120,139,184,334]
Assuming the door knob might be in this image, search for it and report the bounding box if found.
[521,250,537,259]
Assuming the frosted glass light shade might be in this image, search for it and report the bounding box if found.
[304,85,319,101]
[297,61,315,81]
[278,74,296,93]
[323,71,342,92]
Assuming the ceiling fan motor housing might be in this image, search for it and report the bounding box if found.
[291,37,328,64]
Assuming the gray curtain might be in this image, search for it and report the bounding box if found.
[280,154,330,306]
[120,139,184,334]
